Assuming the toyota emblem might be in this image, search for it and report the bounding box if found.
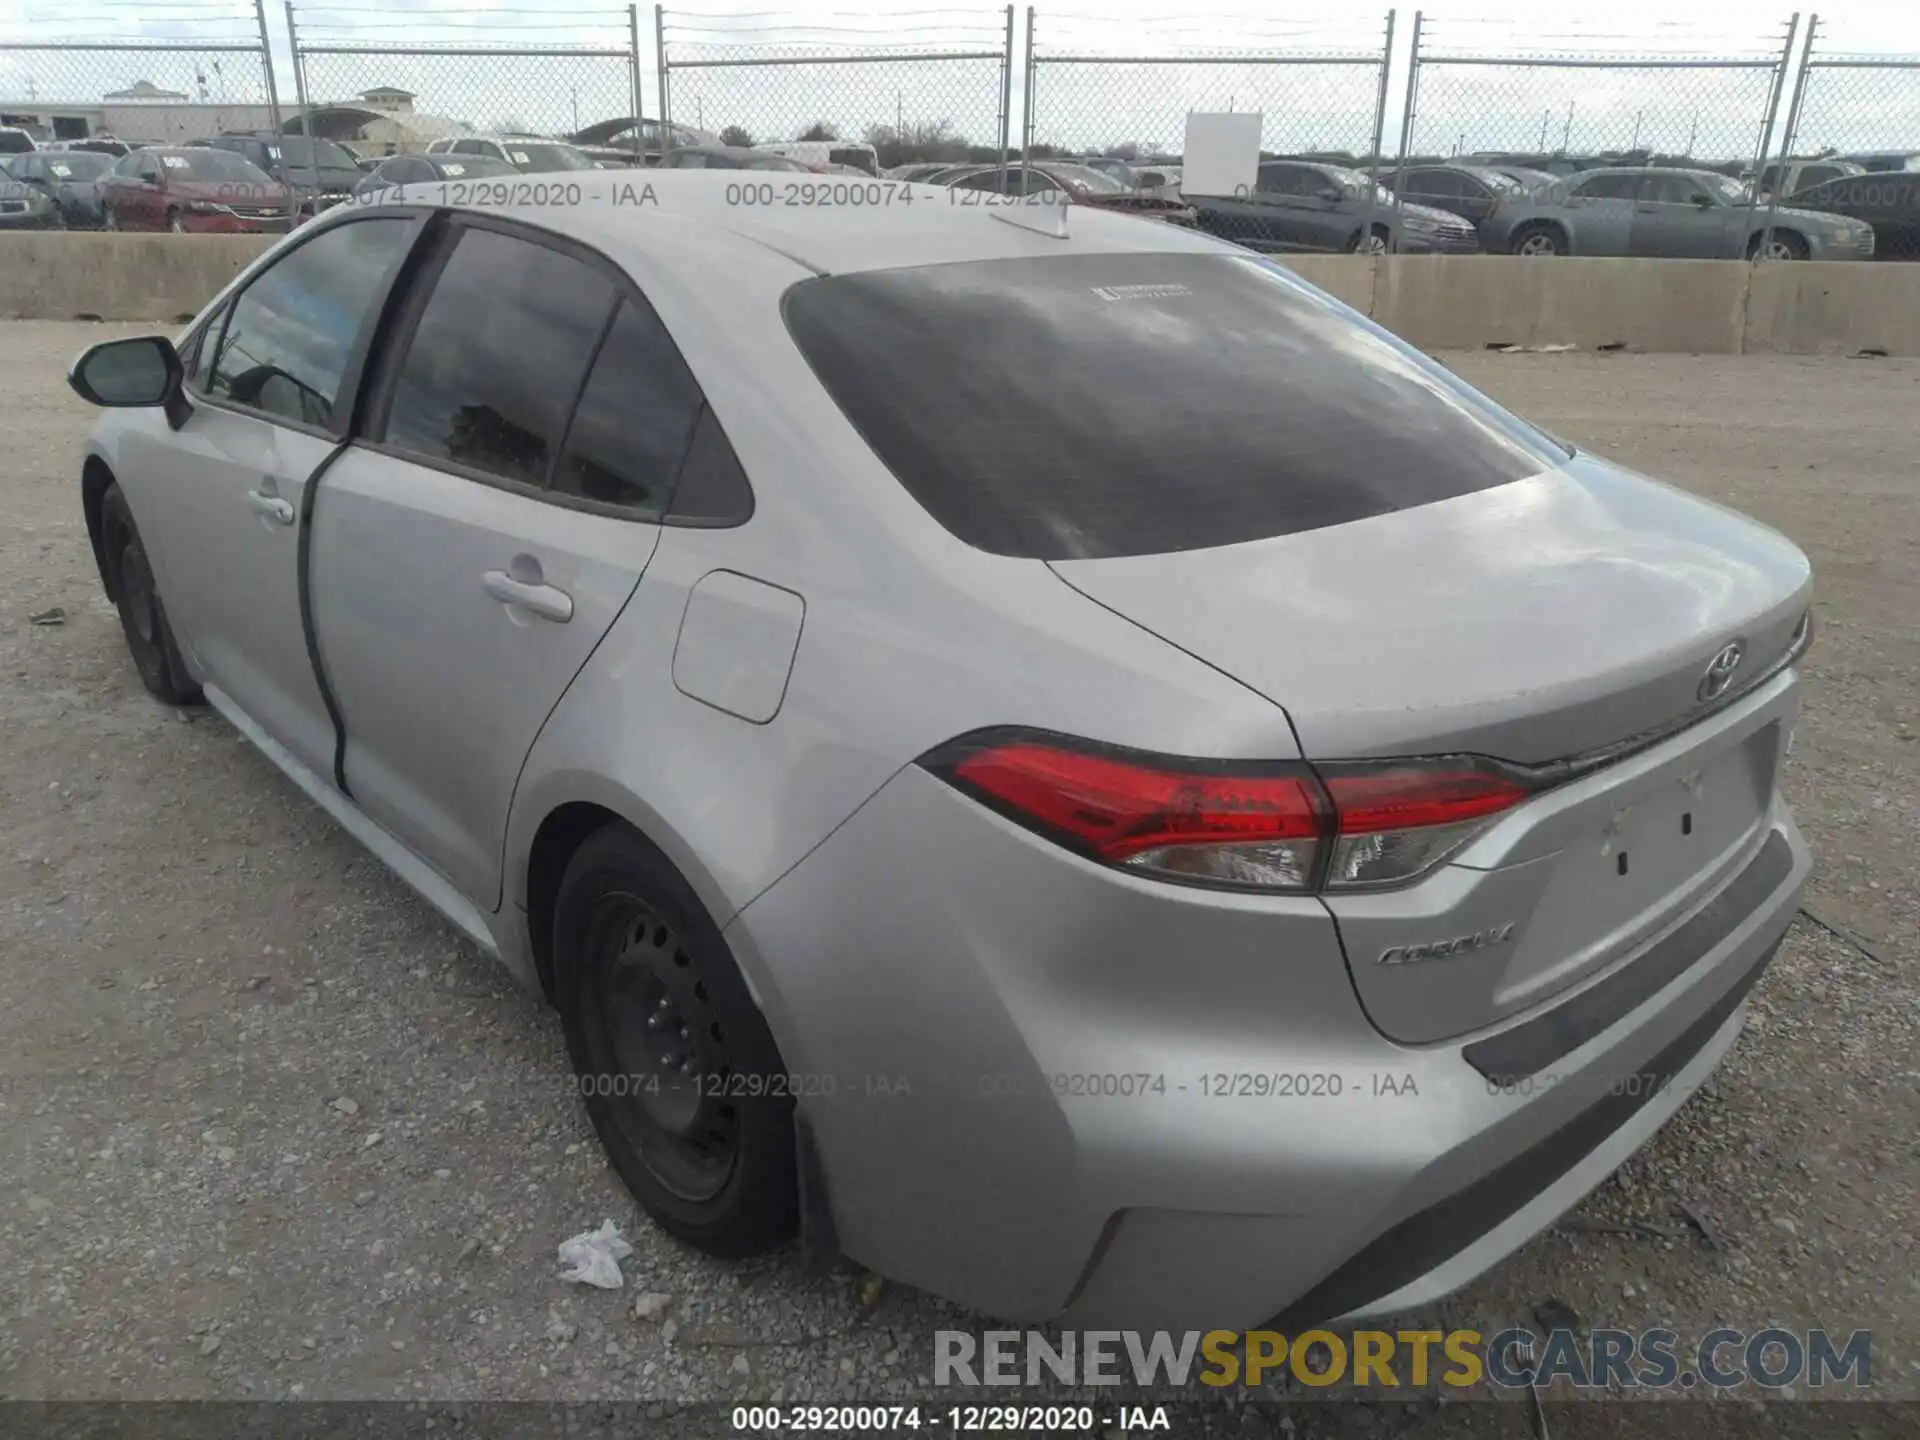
[1698,641,1746,702]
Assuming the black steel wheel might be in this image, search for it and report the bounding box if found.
[555,824,798,1255]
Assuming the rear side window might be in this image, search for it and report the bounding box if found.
[381,226,617,487]
[783,252,1566,560]
[553,296,704,511]
[208,217,413,429]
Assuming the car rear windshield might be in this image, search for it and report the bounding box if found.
[783,252,1568,559]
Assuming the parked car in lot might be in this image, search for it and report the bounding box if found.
[1498,167,1872,260]
[49,136,132,158]
[1390,163,1533,245]
[425,135,599,174]
[943,161,1197,221]
[1,148,115,227]
[0,170,62,229]
[65,173,1813,1329]
[885,161,958,182]
[352,152,519,195]
[98,147,292,233]
[1752,156,1866,203]
[1190,159,1480,253]
[1784,171,1920,260]
[189,133,365,213]
[0,125,37,155]
[659,145,811,172]
[754,140,880,175]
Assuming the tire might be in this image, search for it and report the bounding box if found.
[100,484,201,705]
[104,206,119,232]
[1345,225,1389,255]
[1510,222,1566,257]
[167,210,186,234]
[554,824,798,1257]
[1749,229,1808,262]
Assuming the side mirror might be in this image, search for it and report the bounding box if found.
[1316,186,1343,202]
[68,336,192,430]
[1690,193,1715,208]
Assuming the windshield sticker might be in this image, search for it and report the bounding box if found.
[511,150,530,164]
[161,155,189,169]
[50,163,72,177]
[443,163,465,175]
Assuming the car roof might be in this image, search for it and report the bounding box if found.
[351,169,1226,280]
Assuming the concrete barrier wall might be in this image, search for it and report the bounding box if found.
[4,233,1918,355]
[0,233,272,323]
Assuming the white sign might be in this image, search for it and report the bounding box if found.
[1181,112,1261,199]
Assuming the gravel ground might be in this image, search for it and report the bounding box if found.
[1,327,1914,1428]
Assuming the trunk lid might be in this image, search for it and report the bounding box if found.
[1048,453,1809,766]
[1050,453,1811,1042]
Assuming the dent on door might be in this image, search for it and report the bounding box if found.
[671,570,805,724]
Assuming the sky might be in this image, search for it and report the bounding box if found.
[1,1,1917,159]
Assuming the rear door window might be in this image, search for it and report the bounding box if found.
[783,252,1567,559]
[378,225,617,488]
[551,295,705,512]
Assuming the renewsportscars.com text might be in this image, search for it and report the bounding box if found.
[934,1327,1872,1391]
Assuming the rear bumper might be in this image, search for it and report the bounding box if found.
[728,752,1809,1329]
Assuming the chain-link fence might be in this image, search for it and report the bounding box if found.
[287,5,642,159]
[0,42,278,140]
[1391,16,1798,256]
[1024,8,1394,238]
[1769,16,1920,259]
[656,8,1014,173]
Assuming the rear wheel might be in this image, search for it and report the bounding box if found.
[1748,229,1808,261]
[100,484,200,705]
[104,206,119,232]
[167,210,186,234]
[1510,222,1567,257]
[554,824,798,1256]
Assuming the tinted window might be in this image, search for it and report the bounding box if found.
[209,218,413,428]
[1408,169,1463,199]
[553,296,705,511]
[382,226,617,487]
[667,406,754,523]
[1256,164,1310,195]
[783,253,1566,560]
[1574,173,1640,200]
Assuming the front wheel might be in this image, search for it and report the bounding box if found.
[1510,223,1566,257]
[103,206,120,232]
[100,484,201,705]
[1346,226,1389,254]
[1749,229,1808,261]
[555,824,798,1257]
[167,210,187,234]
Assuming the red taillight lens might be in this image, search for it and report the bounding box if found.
[922,732,1539,893]
[1319,760,1532,889]
[930,733,1327,891]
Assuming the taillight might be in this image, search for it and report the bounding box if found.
[1317,761,1533,889]
[921,731,1539,893]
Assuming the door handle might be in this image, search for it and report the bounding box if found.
[245,489,295,525]
[482,570,574,623]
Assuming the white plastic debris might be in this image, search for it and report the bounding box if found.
[556,1219,633,1289]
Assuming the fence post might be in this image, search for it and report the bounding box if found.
[998,4,1014,190]
[253,0,297,223]
[284,1,310,133]
[628,3,644,160]
[1359,9,1396,259]
[1759,12,1816,259]
[1020,6,1035,177]
[655,5,672,156]
[1388,9,1421,254]
[1744,11,1800,254]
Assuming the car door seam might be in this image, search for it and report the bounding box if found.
[296,440,357,796]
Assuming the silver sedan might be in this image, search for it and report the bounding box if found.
[69,174,1812,1329]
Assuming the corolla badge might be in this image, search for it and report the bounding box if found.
[1378,922,1516,966]
[1698,641,1746,703]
